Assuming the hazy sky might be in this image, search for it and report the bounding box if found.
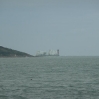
[0,0,99,56]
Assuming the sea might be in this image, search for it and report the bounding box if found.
[0,56,99,99]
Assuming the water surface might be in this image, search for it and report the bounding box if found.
[0,56,99,99]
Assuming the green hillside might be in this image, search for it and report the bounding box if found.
[0,46,33,57]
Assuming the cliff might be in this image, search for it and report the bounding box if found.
[0,46,33,57]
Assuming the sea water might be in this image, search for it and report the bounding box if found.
[0,56,99,99]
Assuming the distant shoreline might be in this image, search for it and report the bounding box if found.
[0,46,33,57]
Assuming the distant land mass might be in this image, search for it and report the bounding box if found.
[0,46,33,57]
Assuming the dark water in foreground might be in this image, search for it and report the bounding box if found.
[0,56,99,99]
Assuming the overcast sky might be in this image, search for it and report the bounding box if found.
[0,0,99,56]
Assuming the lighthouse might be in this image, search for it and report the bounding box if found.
[57,49,59,56]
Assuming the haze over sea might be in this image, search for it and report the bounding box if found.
[0,56,99,99]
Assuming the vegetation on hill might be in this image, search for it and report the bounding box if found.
[0,46,33,57]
